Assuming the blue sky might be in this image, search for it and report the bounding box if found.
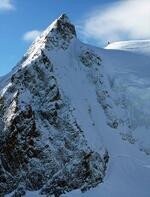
[0,0,150,76]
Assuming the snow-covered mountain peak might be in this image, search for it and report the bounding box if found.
[20,14,77,69]
[43,13,77,43]
[0,15,110,197]
[1,15,150,197]
[51,13,76,36]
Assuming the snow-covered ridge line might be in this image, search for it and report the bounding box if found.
[105,39,150,56]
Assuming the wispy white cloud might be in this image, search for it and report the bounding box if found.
[80,0,150,45]
[22,30,42,42]
[0,0,15,11]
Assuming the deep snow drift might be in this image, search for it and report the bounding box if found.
[1,15,150,197]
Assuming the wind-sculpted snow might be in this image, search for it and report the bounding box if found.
[1,14,150,197]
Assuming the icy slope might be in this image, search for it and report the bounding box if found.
[106,39,150,56]
[1,14,150,197]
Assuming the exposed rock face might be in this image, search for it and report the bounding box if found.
[0,14,109,196]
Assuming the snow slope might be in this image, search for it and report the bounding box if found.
[1,15,150,196]
[67,157,150,197]
[54,42,150,196]
[106,39,150,56]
